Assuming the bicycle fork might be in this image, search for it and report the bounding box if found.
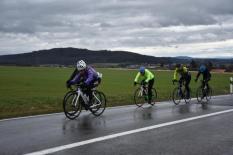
[72,93,80,107]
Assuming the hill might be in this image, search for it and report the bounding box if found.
[0,47,232,66]
[0,48,173,66]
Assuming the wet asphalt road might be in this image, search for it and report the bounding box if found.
[0,95,233,155]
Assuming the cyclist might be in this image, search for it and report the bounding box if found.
[134,66,155,104]
[66,68,78,88]
[195,65,211,89]
[67,60,101,107]
[172,64,191,98]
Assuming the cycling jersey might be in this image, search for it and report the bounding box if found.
[69,66,99,86]
[196,69,211,81]
[134,69,154,83]
[173,66,189,80]
[173,66,191,98]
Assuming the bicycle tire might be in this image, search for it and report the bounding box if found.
[196,86,204,102]
[184,89,191,104]
[63,91,82,120]
[63,90,73,101]
[172,87,181,105]
[134,87,146,107]
[90,91,107,116]
[90,91,106,116]
[206,87,213,101]
[149,88,158,106]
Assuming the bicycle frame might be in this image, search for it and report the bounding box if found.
[72,87,101,108]
[200,80,210,98]
[92,90,102,106]
[172,80,191,105]
[196,79,212,103]
[136,83,148,96]
[201,80,208,90]
[174,81,185,98]
[71,87,88,107]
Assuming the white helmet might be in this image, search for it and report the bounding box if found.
[76,60,86,71]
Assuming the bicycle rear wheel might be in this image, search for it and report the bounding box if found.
[184,89,191,104]
[134,88,146,107]
[90,91,106,116]
[172,87,182,105]
[63,91,82,120]
[196,86,204,102]
[149,88,158,106]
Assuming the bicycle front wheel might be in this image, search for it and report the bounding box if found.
[149,88,158,106]
[196,86,204,102]
[63,91,82,120]
[134,88,146,107]
[90,91,107,116]
[172,87,181,105]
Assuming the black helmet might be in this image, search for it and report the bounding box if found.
[176,64,181,68]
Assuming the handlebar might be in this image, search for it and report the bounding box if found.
[172,80,178,85]
[68,83,85,90]
[173,80,186,87]
[135,82,148,86]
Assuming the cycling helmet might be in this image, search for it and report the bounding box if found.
[176,64,181,68]
[139,66,145,73]
[199,65,206,73]
[76,60,86,71]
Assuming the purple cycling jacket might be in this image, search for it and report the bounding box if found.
[69,66,98,86]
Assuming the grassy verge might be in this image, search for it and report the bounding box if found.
[0,66,232,119]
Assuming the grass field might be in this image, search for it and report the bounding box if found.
[0,66,232,119]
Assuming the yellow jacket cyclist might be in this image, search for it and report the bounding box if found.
[172,64,191,98]
[134,67,155,103]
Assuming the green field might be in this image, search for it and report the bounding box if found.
[0,66,232,119]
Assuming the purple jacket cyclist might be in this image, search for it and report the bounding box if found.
[67,60,101,105]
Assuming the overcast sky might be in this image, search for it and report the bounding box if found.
[0,0,233,58]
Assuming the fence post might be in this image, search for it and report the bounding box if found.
[230,77,233,94]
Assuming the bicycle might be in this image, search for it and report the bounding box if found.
[196,80,212,102]
[63,84,106,120]
[172,80,191,105]
[134,82,157,107]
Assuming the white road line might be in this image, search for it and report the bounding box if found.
[0,105,135,122]
[0,112,63,122]
[24,108,233,155]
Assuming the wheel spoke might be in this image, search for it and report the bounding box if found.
[172,87,181,105]
[90,91,106,116]
[63,91,82,120]
[134,88,146,107]
[149,88,157,106]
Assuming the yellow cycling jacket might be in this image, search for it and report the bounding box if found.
[173,66,188,80]
[134,69,154,83]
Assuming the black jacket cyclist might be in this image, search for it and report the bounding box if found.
[195,65,211,89]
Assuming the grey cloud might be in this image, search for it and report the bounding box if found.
[0,0,233,57]
[1,0,233,34]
